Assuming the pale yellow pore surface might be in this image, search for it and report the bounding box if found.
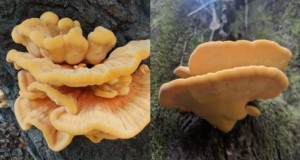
[49,65,150,138]
[6,40,150,87]
[14,97,74,151]
[159,66,288,132]
[188,40,292,75]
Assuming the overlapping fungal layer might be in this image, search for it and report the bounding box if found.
[7,11,150,151]
[160,40,291,132]
[188,40,292,75]
[12,11,116,65]
[15,65,150,151]
[7,40,150,87]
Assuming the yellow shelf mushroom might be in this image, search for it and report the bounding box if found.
[160,66,288,132]
[7,40,150,87]
[49,65,150,138]
[12,11,116,65]
[181,40,292,76]
[160,40,291,132]
[14,97,74,151]
[6,11,150,151]
[14,65,149,151]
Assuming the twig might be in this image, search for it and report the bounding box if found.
[209,1,218,41]
[26,147,40,160]
[188,0,233,17]
[188,0,221,17]
[180,32,195,66]
[201,0,213,16]
[20,131,40,160]
[209,29,215,41]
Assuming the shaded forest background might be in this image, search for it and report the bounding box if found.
[151,0,300,159]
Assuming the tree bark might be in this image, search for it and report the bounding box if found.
[0,0,150,159]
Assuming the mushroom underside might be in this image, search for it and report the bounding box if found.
[159,66,288,132]
[14,65,150,151]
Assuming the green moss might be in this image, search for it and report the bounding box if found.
[150,0,190,158]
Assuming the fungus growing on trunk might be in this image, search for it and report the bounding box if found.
[159,40,291,132]
[160,66,288,132]
[188,40,291,76]
[14,65,149,151]
[6,11,150,151]
[14,97,74,151]
[11,11,116,65]
[7,40,150,87]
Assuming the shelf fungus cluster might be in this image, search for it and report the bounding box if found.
[159,40,291,132]
[6,11,150,151]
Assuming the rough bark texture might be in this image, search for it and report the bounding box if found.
[151,0,300,159]
[0,0,149,159]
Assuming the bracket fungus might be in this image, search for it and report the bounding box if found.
[6,11,150,151]
[11,11,116,65]
[188,40,292,76]
[7,39,149,87]
[159,40,291,132]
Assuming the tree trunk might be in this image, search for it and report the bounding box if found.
[0,0,150,159]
